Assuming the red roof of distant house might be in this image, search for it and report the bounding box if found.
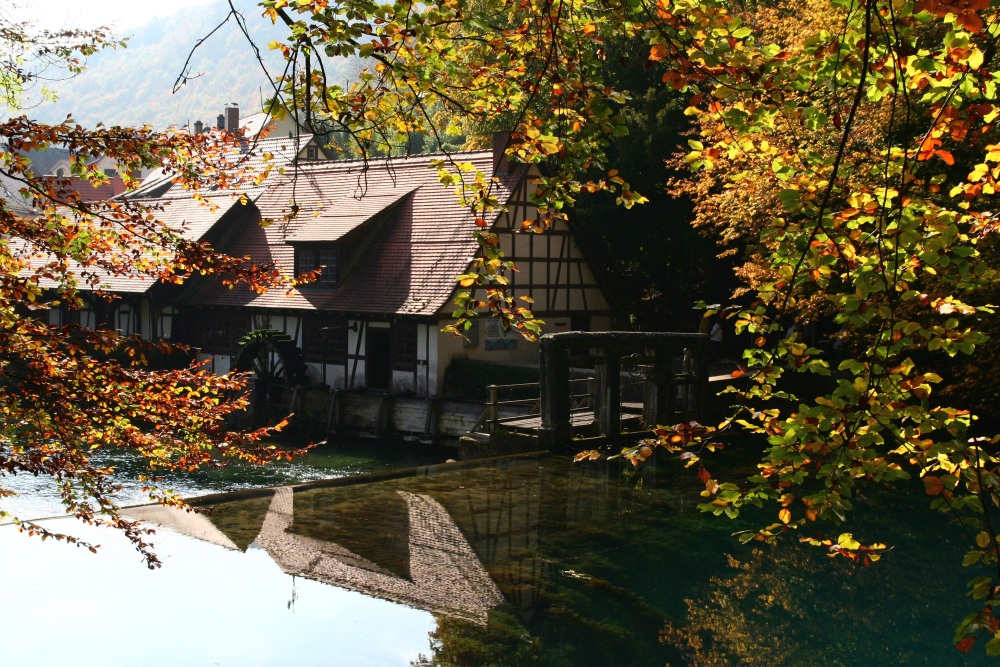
[46,175,127,202]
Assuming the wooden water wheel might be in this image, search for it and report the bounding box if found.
[234,329,306,407]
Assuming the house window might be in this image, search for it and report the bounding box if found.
[63,301,99,329]
[103,168,116,177]
[158,306,177,340]
[393,321,418,371]
[296,245,339,286]
[306,146,318,160]
[303,315,348,363]
[183,310,251,355]
[116,304,136,335]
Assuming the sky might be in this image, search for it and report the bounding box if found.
[12,0,209,30]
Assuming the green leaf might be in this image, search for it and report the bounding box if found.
[778,189,801,210]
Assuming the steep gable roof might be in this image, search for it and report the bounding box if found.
[19,194,254,294]
[283,187,417,242]
[184,151,523,317]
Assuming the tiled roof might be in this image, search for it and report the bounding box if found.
[21,133,310,297]
[184,151,522,316]
[49,176,127,202]
[129,133,311,201]
[283,187,416,242]
[21,195,250,294]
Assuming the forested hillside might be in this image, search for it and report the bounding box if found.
[24,0,356,129]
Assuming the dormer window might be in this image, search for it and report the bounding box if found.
[306,146,318,160]
[296,244,339,287]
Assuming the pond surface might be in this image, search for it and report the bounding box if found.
[0,447,993,666]
[0,439,445,521]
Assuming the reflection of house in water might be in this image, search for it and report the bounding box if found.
[128,483,505,625]
[126,455,658,632]
[256,487,504,625]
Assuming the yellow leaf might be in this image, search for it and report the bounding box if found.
[837,533,860,550]
[977,531,992,548]
[778,508,791,524]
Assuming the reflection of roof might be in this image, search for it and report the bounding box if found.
[186,151,523,316]
[124,503,241,551]
[256,487,503,625]
[128,485,505,625]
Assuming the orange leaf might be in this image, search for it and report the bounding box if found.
[779,508,791,524]
[648,43,669,62]
[923,476,944,495]
[934,149,955,166]
[958,11,984,34]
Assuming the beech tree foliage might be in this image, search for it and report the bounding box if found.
[255,0,1000,653]
[0,15,304,566]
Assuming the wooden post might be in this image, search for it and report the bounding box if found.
[643,346,671,427]
[539,342,571,448]
[693,338,711,420]
[596,348,621,436]
[488,384,499,433]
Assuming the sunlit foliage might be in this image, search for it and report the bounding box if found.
[259,0,1000,653]
[0,13,304,566]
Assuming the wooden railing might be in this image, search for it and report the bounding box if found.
[538,331,710,447]
[470,377,593,434]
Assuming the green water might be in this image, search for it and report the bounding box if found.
[0,447,991,666]
[200,453,988,666]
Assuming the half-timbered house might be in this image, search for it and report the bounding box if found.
[173,144,613,400]
[38,125,324,340]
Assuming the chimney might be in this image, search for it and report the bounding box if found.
[493,131,511,175]
[217,114,225,130]
[194,120,204,134]
[226,103,239,133]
